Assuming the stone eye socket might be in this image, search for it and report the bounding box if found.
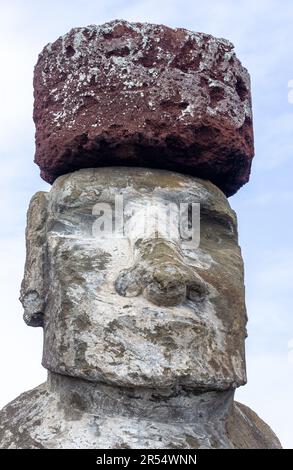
[201,212,235,232]
[48,212,98,236]
[200,216,235,247]
[49,220,74,234]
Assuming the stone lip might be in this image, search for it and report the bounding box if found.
[33,19,254,197]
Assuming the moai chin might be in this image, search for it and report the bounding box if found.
[0,20,281,449]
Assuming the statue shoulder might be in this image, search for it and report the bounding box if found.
[226,401,282,449]
[0,383,48,449]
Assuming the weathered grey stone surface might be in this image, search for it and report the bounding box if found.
[0,167,281,449]
[20,192,48,327]
[21,168,247,390]
[0,373,281,449]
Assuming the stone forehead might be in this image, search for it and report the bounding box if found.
[34,19,253,196]
[48,168,237,225]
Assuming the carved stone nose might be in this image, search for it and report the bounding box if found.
[115,229,208,307]
[143,264,186,307]
[115,261,208,307]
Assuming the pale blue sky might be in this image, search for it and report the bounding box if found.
[0,0,292,448]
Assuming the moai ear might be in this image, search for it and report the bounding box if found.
[20,191,48,327]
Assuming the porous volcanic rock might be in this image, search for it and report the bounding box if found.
[34,19,254,196]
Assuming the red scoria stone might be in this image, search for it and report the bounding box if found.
[33,19,254,196]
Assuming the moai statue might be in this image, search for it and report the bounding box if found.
[0,21,281,449]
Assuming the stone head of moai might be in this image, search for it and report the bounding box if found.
[23,20,253,391]
[21,168,247,391]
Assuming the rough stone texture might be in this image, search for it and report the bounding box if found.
[1,167,282,449]
[34,20,254,196]
[20,192,48,327]
[0,374,281,449]
[21,168,247,390]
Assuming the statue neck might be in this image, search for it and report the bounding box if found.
[47,371,235,423]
